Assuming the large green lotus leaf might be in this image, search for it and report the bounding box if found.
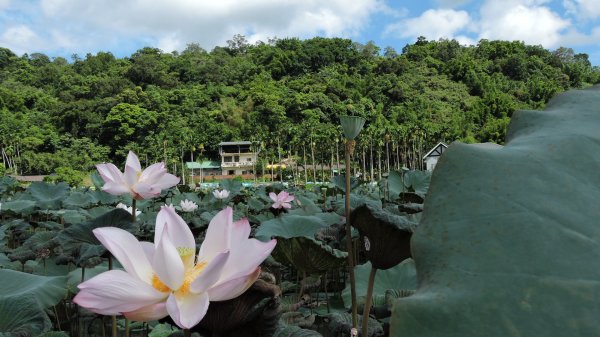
[62,191,96,209]
[1,199,36,215]
[273,236,347,275]
[390,87,600,336]
[24,181,70,209]
[387,170,431,200]
[287,195,322,216]
[255,214,331,241]
[0,269,67,308]
[331,174,360,193]
[55,209,134,266]
[0,295,52,337]
[0,176,18,195]
[342,260,416,310]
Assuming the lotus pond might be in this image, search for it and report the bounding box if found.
[0,168,428,337]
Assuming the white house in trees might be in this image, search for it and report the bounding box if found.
[423,142,448,171]
[218,141,258,176]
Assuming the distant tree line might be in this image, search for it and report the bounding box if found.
[0,35,598,181]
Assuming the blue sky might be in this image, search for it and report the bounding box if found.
[1,0,600,65]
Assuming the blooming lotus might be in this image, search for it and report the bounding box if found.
[116,203,142,216]
[269,191,295,209]
[180,199,198,212]
[73,206,276,329]
[97,151,180,200]
[212,189,230,200]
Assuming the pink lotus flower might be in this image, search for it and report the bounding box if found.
[269,191,295,209]
[73,206,276,329]
[96,151,180,200]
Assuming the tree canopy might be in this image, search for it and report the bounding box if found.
[0,37,598,178]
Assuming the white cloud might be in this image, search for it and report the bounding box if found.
[0,25,43,54]
[384,8,471,40]
[0,0,10,11]
[563,0,600,19]
[35,0,383,53]
[478,0,570,48]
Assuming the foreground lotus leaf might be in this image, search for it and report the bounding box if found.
[390,86,600,336]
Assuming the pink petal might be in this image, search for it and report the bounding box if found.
[139,162,167,182]
[231,218,251,244]
[166,292,210,329]
[218,238,276,281]
[93,227,154,283]
[155,206,195,256]
[74,270,166,315]
[283,195,295,203]
[140,241,155,263]
[152,173,180,190]
[124,151,142,187]
[96,163,124,184]
[132,181,159,199]
[190,251,229,293]
[153,233,184,291]
[282,202,292,209]
[124,302,168,321]
[268,192,277,202]
[102,182,131,196]
[208,267,261,301]
[199,207,232,259]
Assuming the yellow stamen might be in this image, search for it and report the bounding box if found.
[176,261,207,296]
[151,274,170,293]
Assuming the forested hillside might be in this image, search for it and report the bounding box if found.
[1,36,598,180]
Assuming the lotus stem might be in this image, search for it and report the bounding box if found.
[132,199,137,222]
[362,265,377,337]
[345,140,358,329]
[125,319,129,337]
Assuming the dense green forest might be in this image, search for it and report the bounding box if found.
[1,35,599,182]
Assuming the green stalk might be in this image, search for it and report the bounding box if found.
[344,140,358,329]
[131,199,137,222]
[362,266,377,337]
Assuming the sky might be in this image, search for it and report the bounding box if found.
[1,0,600,65]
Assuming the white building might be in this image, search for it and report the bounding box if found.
[219,141,258,176]
[422,142,448,171]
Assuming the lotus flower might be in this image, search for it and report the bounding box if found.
[116,203,142,216]
[180,199,198,213]
[212,189,230,200]
[269,191,295,209]
[96,151,180,200]
[73,206,276,329]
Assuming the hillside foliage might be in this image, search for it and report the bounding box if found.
[1,36,598,178]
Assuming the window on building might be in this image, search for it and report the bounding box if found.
[234,155,240,162]
[224,156,232,162]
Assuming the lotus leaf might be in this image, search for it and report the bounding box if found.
[255,214,333,241]
[343,260,416,310]
[24,181,69,209]
[351,204,416,269]
[390,87,600,336]
[0,295,52,337]
[0,269,67,308]
[331,174,360,193]
[273,236,347,275]
[1,199,36,215]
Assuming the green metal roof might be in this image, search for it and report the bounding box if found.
[186,161,221,169]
